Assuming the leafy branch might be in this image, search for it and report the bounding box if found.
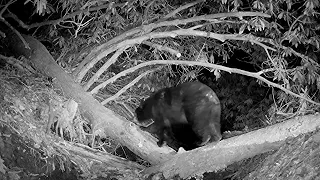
[73,11,270,78]
[75,28,276,83]
[90,59,320,106]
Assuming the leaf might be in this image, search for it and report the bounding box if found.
[286,0,292,10]
[292,69,304,83]
[253,0,265,10]
[78,12,83,21]
[259,18,266,30]
[35,0,47,15]
[239,24,246,34]
[278,12,284,19]
[214,69,221,80]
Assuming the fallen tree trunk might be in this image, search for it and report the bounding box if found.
[6,33,320,179]
[6,33,176,165]
[144,114,320,179]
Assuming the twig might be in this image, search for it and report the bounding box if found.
[91,60,320,106]
[257,68,276,75]
[101,69,155,105]
[287,47,319,66]
[4,10,29,29]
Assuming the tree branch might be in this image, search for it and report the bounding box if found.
[84,46,129,90]
[73,11,270,78]
[84,41,181,97]
[90,60,320,106]
[101,69,155,105]
[83,41,180,91]
[144,11,271,33]
[142,41,181,57]
[0,17,29,49]
[75,29,275,82]
[287,47,319,66]
[162,0,204,20]
[4,10,29,29]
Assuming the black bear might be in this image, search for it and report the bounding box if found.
[135,81,222,151]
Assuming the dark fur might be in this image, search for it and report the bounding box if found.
[135,81,222,150]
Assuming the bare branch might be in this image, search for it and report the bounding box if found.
[82,40,179,91]
[163,0,205,20]
[101,69,155,105]
[142,11,271,33]
[84,46,129,90]
[91,60,320,106]
[75,29,276,82]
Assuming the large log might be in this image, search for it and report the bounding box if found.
[6,34,175,165]
[144,114,320,179]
